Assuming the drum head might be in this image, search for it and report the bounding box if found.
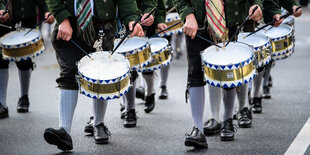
[149,38,168,53]
[202,42,253,66]
[258,25,292,39]
[78,52,129,80]
[1,29,40,46]
[238,33,269,47]
[166,12,179,21]
[114,37,147,53]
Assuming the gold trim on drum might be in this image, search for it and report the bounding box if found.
[80,76,129,94]
[272,36,293,52]
[204,62,254,82]
[2,39,44,57]
[165,20,184,31]
[147,49,170,67]
[126,45,151,67]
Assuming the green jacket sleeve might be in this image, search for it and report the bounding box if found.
[278,0,299,13]
[118,0,140,26]
[36,0,49,18]
[172,0,194,23]
[142,0,157,14]
[0,0,5,10]
[154,0,166,25]
[263,0,281,23]
[249,0,263,11]
[46,0,72,25]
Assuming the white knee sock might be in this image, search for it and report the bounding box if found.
[125,80,136,111]
[253,69,265,97]
[263,66,271,87]
[18,69,31,97]
[160,65,170,87]
[59,89,78,134]
[237,84,249,111]
[223,88,236,121]
[0,69,8,107]
[208,85,221,121]
[142,73,155,96]
[93,99,108,126]
[189,86,205,132]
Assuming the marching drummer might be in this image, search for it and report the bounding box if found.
[262,0,303,100]
[43,0,144,151]
[173,0,262,148]
[0,0,54,118]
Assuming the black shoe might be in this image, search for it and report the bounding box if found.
[17,95,30,113]
[84,116,94,134]
[233,114,237,120]
[94,123,111,144]
[237,107,252,128]
[144,93,155,113]
[159,86,168,99]
[44,128,73,151]
[262,86,271,99]
[123,109,137,128]
[268,75,273,87]
[252,97,262,113]
[185,127,208,149]
[220,118,235,141]
[0,103,9,119]
[136,86,145,100]
[120,104,125,119]
[203,118,221,135]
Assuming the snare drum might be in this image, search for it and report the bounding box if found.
[77,52,130,100]
[157,13,183,37]
[258,25,294,60]
[201,42,255,88]
[238,33,272,68]
[282,15,295,30]
[114,37,151,71]
[0,28,44,62]
[138,38,172,72]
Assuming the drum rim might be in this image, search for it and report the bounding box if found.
[259,25,293,41]
[0,28,42,48]
[201,41,254,68]
[77,51,130,84]
[238,32,271,51]
[166,12,180,22]
[148,37,169,55]
[114,36,149,55]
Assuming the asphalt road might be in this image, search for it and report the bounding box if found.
[0,8,310,155]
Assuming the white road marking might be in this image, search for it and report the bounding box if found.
[284,117,310,155]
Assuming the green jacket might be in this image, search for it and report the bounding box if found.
[46,0,139,26]
[172,0,263,29]
[263,0,299,23]
[136,0,157,14]
[263,0,281,23]
[154,0,166,25]
[278,0,299,13]
[0,0,49,23]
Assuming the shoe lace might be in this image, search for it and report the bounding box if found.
[19,96,29,105]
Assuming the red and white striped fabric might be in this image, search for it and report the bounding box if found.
[205,0,226,39]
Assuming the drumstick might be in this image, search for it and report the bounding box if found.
[243,6,301,39]
[226,5,258,46]
[24,13,52,36]
[0,23,12,29]
[196,34,222,48]
[70,40,93,60]
[264,6,302,33]
[151,21,182,37]
[166,7,175,15]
